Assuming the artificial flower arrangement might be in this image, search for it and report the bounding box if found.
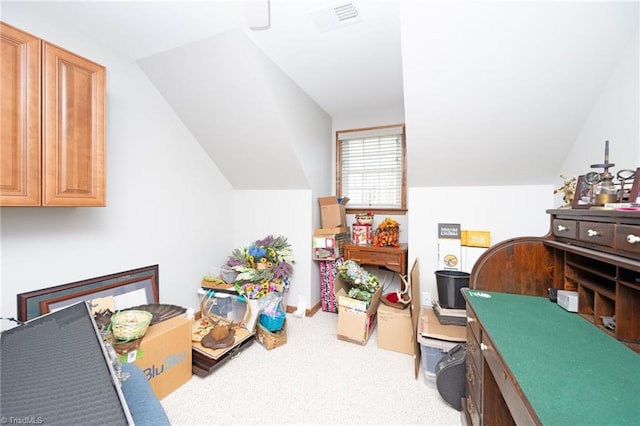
[338,260,381,304]
[225,235,295,299]
[372,217,400,247]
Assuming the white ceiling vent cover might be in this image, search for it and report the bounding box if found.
[311,2,362,33]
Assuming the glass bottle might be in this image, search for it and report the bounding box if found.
[593,171,617,206]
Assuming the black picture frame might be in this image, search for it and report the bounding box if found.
[17,265,159,322]
[571,175,593,209]
[628,168,640,204]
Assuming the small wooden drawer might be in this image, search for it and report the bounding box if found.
[356,250,400,268]
[465,394,481,426]
[467,325,482,373]
[615,224,640,258]
[552,219,577,240]
[343,244,407,274]
[483,340,537,425]
[578,221,615,248]
[466,308,480,345]
[466,356,482,413]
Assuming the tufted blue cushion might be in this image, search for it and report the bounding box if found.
[120,363,170,425]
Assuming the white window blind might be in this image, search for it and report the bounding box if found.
[338,125,404,209]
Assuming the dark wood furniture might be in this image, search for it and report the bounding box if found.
[192,336,254,378]
[463,209,640,425]
[343,243,408,274]
[462,289,640,426]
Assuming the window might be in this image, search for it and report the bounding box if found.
[336,124,406,213]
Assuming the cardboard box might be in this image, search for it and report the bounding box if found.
[418,307,466,342]
[312,227,350,260]
[438,223,462,270]
[319,196,350,229]
[122,315,192,400]
[408,259,422,379]
[352,224,372,245]
[335,276,382,345]
[461,230,491,248]
[377,302,414,355]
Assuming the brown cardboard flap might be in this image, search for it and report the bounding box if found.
[409,259,421,379]
[318,196,350,206]
[314,227,349,235]
[419,307,466,342]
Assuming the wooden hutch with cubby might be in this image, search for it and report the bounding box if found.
[461,208,640,425]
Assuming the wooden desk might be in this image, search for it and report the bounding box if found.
[462,289,640,425]
[343,244,408,274]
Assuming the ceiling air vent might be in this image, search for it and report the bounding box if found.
[311,2,362,33]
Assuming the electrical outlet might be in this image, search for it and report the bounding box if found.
[421,291,432,306]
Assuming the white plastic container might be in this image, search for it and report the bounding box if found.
[418,334,458,387]
[557,290,578,312]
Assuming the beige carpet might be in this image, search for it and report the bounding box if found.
[161,310,461,425]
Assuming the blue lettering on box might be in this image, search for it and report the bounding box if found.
[143,351,187,380]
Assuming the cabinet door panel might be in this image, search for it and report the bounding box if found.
[43,42,105,206]
[0,23,41,205]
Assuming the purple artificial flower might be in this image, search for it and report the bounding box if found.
[256,235,274,247]
[272,262,292,280]
[226,258,245,267]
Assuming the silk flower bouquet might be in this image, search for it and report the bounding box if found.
[225,235,295,299]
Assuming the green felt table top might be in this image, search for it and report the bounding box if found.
[463,289,640,426]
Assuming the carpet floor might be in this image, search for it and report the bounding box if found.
[161,310,461,425]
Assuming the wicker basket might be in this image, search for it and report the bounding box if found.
[256,319,287,350]
[110,310,153,342]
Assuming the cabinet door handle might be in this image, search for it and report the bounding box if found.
[587,229,601,237]
[467,316,475,323]
[627,234,640,244]
[556,225,568,232]
[480,343,488,351]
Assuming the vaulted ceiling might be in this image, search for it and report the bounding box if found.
[8,0,403,119]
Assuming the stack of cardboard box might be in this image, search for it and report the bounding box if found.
[314,196,383,344]
[314,196,350,313]
[312,196,350,261]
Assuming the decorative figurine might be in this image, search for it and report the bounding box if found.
[554,174,577,208]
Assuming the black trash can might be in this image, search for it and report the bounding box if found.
[435,270,470,309]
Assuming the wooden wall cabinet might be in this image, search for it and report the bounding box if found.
[1,22,106,206]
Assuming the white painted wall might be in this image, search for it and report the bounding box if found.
[407,185,554,303]
[0,12,235,328]
[232,190,312,312]
[399,0,638,187]
[559,27,640,181]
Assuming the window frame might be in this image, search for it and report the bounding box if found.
[336,123,407,215]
